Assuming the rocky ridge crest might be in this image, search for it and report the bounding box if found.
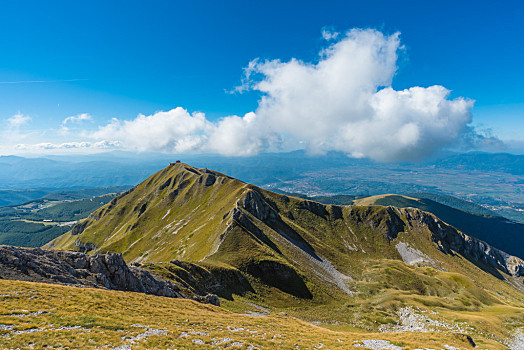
[0,245,219,306]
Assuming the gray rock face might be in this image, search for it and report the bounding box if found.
[74,240,97,253]
[193,294,220,306]
[240,189,277,222]
[395,241,435,267]
[0,245,219,302]
[71,220,88,235]
[204,173,216,186]
[348,206,405,241]
[297,199,329,218]
[384,206,406,241]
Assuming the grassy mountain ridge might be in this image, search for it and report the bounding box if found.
[45,163,524,345]
[293,192,497,218]
[48,164,249,262]
[352,194,524,260]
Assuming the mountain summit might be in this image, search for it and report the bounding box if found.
[47,163,524,301]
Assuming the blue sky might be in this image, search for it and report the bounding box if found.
[0,0,523,157]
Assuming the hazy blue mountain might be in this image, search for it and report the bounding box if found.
[0,155,167,189]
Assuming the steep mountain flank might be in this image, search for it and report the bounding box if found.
[353,194,524,259]
[47,164,246,262]
[46,163,524,300]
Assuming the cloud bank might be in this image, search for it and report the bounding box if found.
[86,29,475,161]
[10,29,477,161]
[15,141,120,152]
[91,109,211,153]
[243,29,474,161]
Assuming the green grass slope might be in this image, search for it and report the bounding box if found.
[47,164,249,262]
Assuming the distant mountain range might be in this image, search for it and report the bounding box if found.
[1,151,522,221]
[0,155,164,190]
[434,152,524,175]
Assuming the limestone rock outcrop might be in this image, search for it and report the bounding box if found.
[0,245,220,305]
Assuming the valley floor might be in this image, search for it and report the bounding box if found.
[0,279,517,350]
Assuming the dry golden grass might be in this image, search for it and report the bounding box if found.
[352,194,419,206]
[0,279,492,350]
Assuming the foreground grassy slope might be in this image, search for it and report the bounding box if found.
[353,194,524,259]
[0,278,501,349]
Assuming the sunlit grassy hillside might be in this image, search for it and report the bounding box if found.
[0,279,502,349]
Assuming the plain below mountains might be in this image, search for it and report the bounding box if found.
[0,187,129,248]
[1,151,523,225]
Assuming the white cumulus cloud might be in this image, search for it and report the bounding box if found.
[86,28,475,161]
[321,28,339,41]
[240,28,474,161]
[91,107,212,153]
[90,108,269,156]
[206,112,275,156]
